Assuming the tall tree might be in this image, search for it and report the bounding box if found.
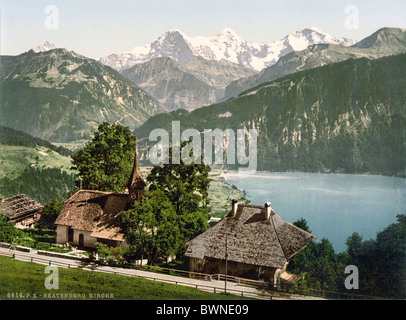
[342,214,406,298]
[147,143,211,254]
[293,218,312,233]
[122,189,180,264]
[71,122,135,192]
[288,218,346,294]
[374,214,406,298]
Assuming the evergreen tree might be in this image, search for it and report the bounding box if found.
[289,215,406,299]
[293,218,312,233]
[374,214,406,298]
[0,167,76,204]
[288,218,346,295]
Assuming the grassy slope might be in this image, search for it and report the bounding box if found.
[207,171,249,217]
[0,144,74,180]
[0,256,243,300]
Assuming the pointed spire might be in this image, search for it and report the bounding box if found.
[127,139,146,193]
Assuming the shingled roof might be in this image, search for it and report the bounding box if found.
[54,190,129,242]
[185,202,316,269]
[0,194,43,221]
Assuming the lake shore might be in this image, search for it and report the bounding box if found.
[220,170,406,253]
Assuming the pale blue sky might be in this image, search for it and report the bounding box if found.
[1,0,406,59]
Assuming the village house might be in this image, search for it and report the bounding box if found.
[0,193,43,228]
[185,200,316,285]
[54,146,146,248]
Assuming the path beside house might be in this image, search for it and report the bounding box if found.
[0,247,324,300]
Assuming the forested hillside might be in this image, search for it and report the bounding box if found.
[0,125,71,156]
[0,126,77,203]
[136,53,406,177]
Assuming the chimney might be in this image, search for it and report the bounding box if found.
[231,199,238,217]
[264,202,272,220]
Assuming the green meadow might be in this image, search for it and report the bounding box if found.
[0,256,245,300]
[0,144,74,180]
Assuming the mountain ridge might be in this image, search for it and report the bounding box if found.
[100,27,355,72]
[0,48,164,143]
[223,27,406,101]
[120,55,257,111]
[33,41,57,53]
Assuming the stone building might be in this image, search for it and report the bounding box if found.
[0,193,43,228]
[54,144,146,248]
[185,200,316,284]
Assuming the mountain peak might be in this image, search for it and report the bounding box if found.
[168,28,182,33]
[285,27,356,49]
[165,29,186,36]
[353,27,406,49]
[308,26,325,34]
[218,28,239,36]
[216,28,244,42]
[33,41,56,53]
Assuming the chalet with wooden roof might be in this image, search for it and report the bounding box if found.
[54,144,146,248]
[0,194,43,228]
[185,200,316,283]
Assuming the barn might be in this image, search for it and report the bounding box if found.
[0,193,43,228]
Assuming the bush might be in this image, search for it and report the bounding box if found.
[95,242,112,260]
[36,199,63,229]
[0,213,24,243]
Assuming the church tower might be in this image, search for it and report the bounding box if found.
[127,141,146,204]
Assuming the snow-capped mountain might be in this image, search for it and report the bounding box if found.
[100,27,356,72]
[33,41,57,53]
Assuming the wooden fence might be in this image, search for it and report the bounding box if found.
[1,248,384,300]
[0,250,272,300]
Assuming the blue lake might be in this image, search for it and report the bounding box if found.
[221,172,406,253]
